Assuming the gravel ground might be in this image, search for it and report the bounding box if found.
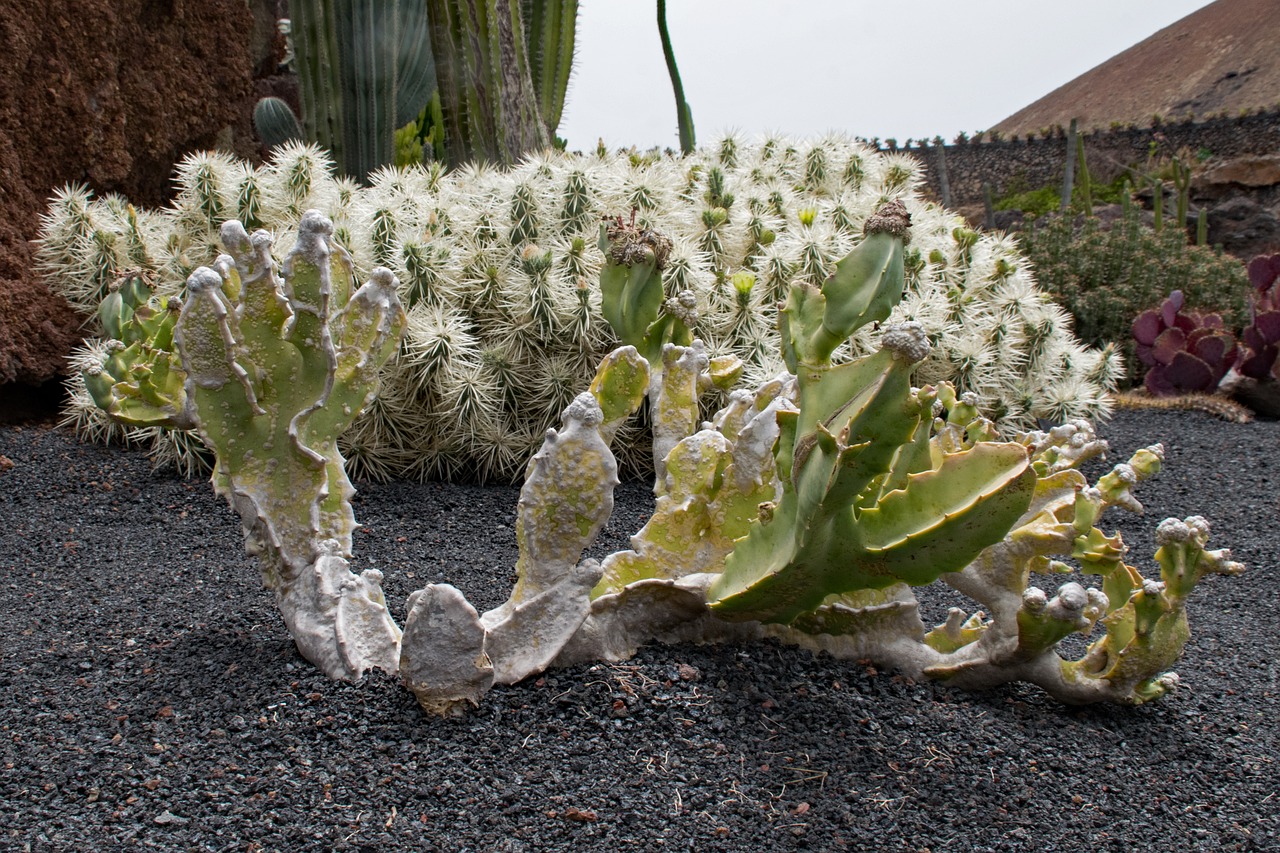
[1,410,1276,852]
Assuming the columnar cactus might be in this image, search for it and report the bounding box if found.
[45,137,1122,484]
[425,0,578,166]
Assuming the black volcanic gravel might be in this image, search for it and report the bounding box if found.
[1,410,1277,852]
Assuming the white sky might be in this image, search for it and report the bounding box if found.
[558,1,1216,151]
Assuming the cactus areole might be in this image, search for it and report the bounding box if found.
[80,202,1242,716]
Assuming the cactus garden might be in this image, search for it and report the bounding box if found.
[38,192,1245,711]
[4,7,1276,845]
[8,148,1276,842]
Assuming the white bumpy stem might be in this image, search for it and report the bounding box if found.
[281,539,402,679]
[400,392,614,711]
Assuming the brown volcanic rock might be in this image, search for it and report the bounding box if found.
[0,0,270,386]
[1199,153,1280,188]
[993,0,1280,137]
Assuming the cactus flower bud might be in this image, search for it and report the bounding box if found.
[881,322,931,363]
[1155,518,1192,546]
[1022,587,1048,613]
[863,198,911,240]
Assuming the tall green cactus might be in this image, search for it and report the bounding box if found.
[267,0,578,175]
[275,0,437,182]
[425,0,577,166]
[657,0,695,155]
[523,0,577,136]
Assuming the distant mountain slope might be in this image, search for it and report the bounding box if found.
[993,0,1280,136]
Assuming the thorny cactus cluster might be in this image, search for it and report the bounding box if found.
[72,205,1240,715]
[43,136,1121,482]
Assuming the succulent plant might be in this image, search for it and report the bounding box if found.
[1235,253,1280,382]
[1132,290,1238,395]
[547,204,1240,708]
[80,211,410,680]
[704,202,1037,624]
[44,136,1121,483]
[1020,203,1249,385]
[70,208,1242,715]
[81,271,190,431]
[443,202,1239,710]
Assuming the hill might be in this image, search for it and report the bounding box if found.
[993,0,1280,137]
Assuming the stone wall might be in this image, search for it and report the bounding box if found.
[894,108,1280,208]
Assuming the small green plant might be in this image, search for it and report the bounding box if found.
[993,175,1129,220]
[993,186,1061,218]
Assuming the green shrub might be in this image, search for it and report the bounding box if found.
[994,175,1129,220]
[994,186,1060,218]
[1019,205,1248,384]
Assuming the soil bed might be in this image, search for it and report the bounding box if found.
[1,410,1276,851]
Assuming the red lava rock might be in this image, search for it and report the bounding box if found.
[0,0,275,388]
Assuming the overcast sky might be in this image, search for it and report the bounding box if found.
[558,1,1216,151]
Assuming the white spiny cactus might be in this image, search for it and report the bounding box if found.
[42,135,1122,482]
